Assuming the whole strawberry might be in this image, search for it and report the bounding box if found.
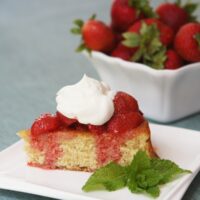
[31,114,60,137]
[156,1,198,32]
[164,49,183,70]
[175,23,200,62]
[111,0,155,32]
[71,16,115,53]
[107,112,144,134]
[128,18,174,46]
[111,44,137,61]
[122,21,169,69]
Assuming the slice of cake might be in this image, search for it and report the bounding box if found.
[18,75,156,171]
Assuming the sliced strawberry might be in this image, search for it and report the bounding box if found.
[114,91,139,114]
[107,112,144,134]
[56,112,77,127]
[31,114,60,137]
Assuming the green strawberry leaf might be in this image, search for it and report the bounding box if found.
[89,14,96,20]
[76,43,92,54]
[183,1,198,22]
[122,32,141,47]
[82,162,127,192]
[123,22,167,69]
[73,19,84,28]
[70,27,81,34]
[195,33,200,47]
[131,48,143,61]
[175,0,182,6]
[128,0,157,18]
[71,19,84,35]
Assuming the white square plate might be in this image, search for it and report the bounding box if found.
[0,124,200,200]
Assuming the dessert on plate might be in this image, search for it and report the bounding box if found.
[18,75,156,171]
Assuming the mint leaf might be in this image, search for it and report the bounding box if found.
[127,151,190,198]
[146,186,160,198]
[127,151,151,193]
[150,158,191,184]
[82,162,127,192]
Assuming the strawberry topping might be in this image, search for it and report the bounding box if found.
[107,112,144,134]
[114,91,139,114]
[56,112,77,127]
[31,114,60,137]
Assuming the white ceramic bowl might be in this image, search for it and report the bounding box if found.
[84,51,200,123]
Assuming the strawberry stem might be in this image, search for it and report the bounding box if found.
[123,23,167,69]
[195,33,200,48]
[128,0,157,18]
[183,1,198,22]
[71,14,97,53]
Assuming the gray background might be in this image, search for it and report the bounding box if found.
[0,0,200,199]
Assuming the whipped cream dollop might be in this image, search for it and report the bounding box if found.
[56,75,115,125]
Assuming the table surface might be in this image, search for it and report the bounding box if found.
[0,0,200,199]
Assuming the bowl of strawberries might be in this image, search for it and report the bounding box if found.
[71,0,200,123]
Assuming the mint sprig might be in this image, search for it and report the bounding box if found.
[82,151,190,198]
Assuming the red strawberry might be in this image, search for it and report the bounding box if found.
[128,18,174,46]
[175,23,200,62]
[88,124,106,134]
[82,19,115,52]
[111,0,155,32]
[164,49,183,70]
[56,112,77,127]
[31,114,60,137]
[156,3,189,33]
[113,91,139,114]
[107,112,144,134]
[111,44,137,61]
[71,17,116,53]
[111,0,139,32]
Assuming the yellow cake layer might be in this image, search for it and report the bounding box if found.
[18,121,155,171]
